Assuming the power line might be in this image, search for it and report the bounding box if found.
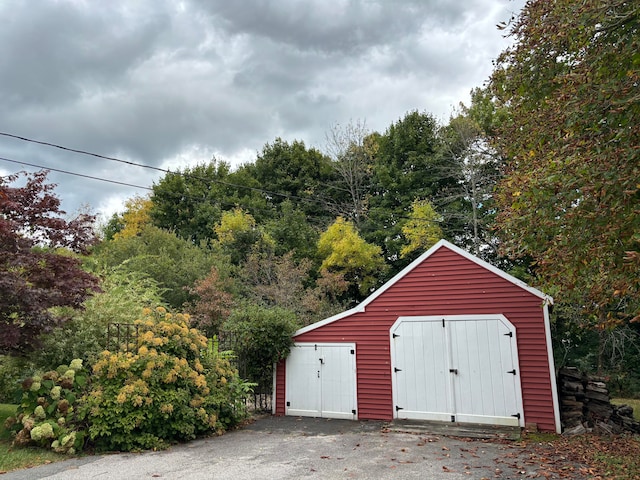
[0,156,152,191]
[0,131,321,206]
[0,131,445,225]
[0,131,166,174]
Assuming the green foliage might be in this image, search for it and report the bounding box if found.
[364,110,446,269]
[250,138,336,222]
[264,200,319,259]
[35,268,166,371]
[318,217,388,299]
[0,356,31,404]
[7,360,88,455]
[82,308,249,452]
[223,304,299,385]
[92,225,215,309]
[150,161,229,244]
[214,208,274,265]
[489,0,640,326]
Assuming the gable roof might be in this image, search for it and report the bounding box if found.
[294,239,552,336]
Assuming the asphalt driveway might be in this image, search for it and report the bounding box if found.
[2,416,557,479]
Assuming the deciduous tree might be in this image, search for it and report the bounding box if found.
[489,0,640,326]
[317,217,387,300]
[400,200,442,259]
[0,171,99,354]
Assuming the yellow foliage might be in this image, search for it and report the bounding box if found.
[112,195,153,240]
[214,207,256,244]
[400,200,443,258]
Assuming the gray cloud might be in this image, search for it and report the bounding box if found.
[0,0,525,220]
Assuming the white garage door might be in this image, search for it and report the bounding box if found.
[391,315,524,427]
[286,343,357,420]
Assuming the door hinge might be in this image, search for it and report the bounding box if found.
[352,409,356,415]
[392,333,400,338]
[286,401,290,407]
[504,331,513,337]
[394,367,402,373]
[507,369,517,375]
[395,405,404,411]
[511,413,521,420]
[350,349,355,354]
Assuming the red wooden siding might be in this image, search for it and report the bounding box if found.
[278,245,557,432]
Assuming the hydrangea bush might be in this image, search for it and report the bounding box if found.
[81,307,251,451]
[6,359,88,454]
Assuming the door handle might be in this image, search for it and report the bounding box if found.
[449,368,458,375]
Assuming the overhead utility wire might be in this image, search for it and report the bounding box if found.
[0,156,152,191]
[0,132,442,224]
[0,155,292,218]
[0,131,320,207]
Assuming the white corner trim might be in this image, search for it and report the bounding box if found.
[543,303,562,433]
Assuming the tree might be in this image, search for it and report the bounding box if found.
[488,0,640,327]
[150,160,249,244]
[111,195,153,240]
[400,200,443,259]
[436,113,501,257]
[213,207,274,265]
[185,266,234,338]
[0,171,100,354]
[263,200,319,259]
[317,217,387,300]
[92,225,215,309]
[364,111,446,269]
[223,303,299,387]
[248,138,335,222]
[324,120,374,227]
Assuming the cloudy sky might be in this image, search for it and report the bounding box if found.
[0,0,524,223]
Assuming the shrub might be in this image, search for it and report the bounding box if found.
[35,269,165,371]
[223,304,299,385]
[81,307,250,452]
[0,355,32,403]
[6,359,88,454]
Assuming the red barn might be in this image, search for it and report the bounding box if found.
[274,240,561,433]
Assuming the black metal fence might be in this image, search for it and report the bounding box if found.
[217,332,273,413]
[106,324,273,413]
[106,323,139,352]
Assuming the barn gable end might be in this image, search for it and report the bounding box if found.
[275,240,561,433]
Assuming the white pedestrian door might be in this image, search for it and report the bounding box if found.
[391,315,524,427]
[286,343,357,420]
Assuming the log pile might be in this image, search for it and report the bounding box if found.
[558,367,640,435]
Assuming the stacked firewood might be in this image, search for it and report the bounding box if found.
[558,367,640,435]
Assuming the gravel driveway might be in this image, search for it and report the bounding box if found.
[2,416,563,479]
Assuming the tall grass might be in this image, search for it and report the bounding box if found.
[611,398,640,421]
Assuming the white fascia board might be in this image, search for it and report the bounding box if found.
[293,239,552,337]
